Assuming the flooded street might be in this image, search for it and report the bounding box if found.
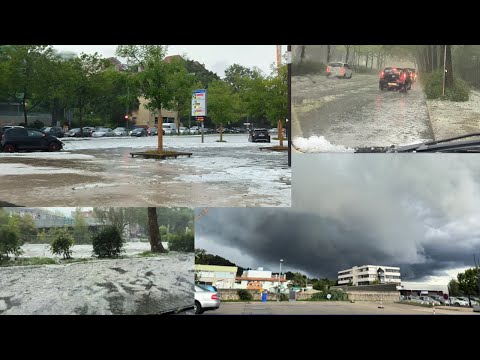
[0,252,193,315]
[0,134,291,207]
[292,73,434,150]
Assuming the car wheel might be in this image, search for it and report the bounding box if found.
[379,83,384,91]
[3,144,17,153]
[48,142,61,152]
[349,72,353,79]
[194,301,204,314]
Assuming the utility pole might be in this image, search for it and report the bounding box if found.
[287,45,292,167]
[442,45,447,97]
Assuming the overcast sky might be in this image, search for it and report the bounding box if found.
[196,154,480,285]
[52,45,284,77]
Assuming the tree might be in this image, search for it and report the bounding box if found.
[445,45,454,88]
[116,45,177,152]
[0,225,22,260]
[73,208,90,244]
[207,79,238,141]
[0,45,57,125]
[448,278,461,296]
[50,227,74,259]
[344,45,352,64]
[457,268,479,307]
[224,64,256,93]
[93,207,129,235]
[92,225,124,258]
[147,207,165,253]
[264,65,287,128]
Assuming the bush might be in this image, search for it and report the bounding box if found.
[31,120,44,129]
[351,65,378,74]
[279,293,288,302]
[0,225,23,261]
[50,228,75,259]
[168,232,194,252]
[292,61,326,76]
[311,289,348,301]
[423,71,470,102]
[237,289,253,301]
[92,225,124,258]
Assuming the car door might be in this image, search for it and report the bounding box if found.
[27,129,47,149]
[5,128,29,149]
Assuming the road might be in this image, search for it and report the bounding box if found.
[0,252,194,315]
[0,134,290,207]
[205,301,479,315]
[292,73,434,150]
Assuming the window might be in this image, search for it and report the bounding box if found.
[8,128,26,137]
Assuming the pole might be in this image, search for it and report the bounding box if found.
[278,259,283,302]
[442,45,447,97]
[287,45,292,167]
[201,121,204,143]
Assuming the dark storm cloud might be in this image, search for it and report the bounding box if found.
[195,154,480,281]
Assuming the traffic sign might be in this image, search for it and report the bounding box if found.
[443,293,449,300]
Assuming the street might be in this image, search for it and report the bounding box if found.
[205,301,479,315]
[0,252,194,315]
[0,134,290,207]
[292,73,434,149]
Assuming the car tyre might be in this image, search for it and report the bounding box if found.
[48,142,61,152]
[194,301,204,314]
[3,144,16,153]
[349,72,353,79]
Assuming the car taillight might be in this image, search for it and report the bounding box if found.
[340,68,345,74]
[380,71,384,79]
[211,294,219,300]
[326,66,331,73]
[402,73,406,80]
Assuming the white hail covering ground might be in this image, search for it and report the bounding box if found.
[0,252,193,315]
[19,242,168,258]
[293,136,355,153]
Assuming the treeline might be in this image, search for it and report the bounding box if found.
[0,45,287,130]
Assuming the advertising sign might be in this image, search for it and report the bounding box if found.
[192,89,207,117]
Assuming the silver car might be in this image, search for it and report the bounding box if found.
[113,127,128,136]
[194,285,220,314]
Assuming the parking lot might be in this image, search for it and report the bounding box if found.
[204,301,479,315]
[0,134,290,207]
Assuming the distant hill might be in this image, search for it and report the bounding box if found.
[195,249,244,276]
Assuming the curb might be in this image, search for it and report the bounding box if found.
[424,99,437,142]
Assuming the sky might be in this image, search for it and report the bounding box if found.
[195,154,480,285]
[52,45,284,77]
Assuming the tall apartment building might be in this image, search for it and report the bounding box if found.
[338,265,401,286]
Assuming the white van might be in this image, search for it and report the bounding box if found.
[162,123,177,135]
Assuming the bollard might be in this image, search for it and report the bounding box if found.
[433,304,436,315]
[378,300,384,309]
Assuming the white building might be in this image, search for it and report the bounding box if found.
[195,264,238,289]
[338,265,401,286]
[234,267,288,292]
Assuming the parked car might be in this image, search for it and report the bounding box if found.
[189,126,200,135]
[130,128,148,137]
[179,127,189,135]
[457,296,479,306]
[1,127,63,152]
[41,126,64,138]
[249,128,271,143]
[326,62,353,79]
[147,127,158,136]
[0,125,24,138]
[113,127,128,136]
[66,128,81,137]
[449,297,469,307]
[92,128,114,137]
[194,285,220,314]
[419,296,441,306]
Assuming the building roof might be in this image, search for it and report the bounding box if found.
[235,277,287,282]
[195,264,237,272]
[398,282,449,293]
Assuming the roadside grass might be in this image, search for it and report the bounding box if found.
[396,301,433,308]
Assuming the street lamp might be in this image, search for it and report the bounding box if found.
[278,259,284,302]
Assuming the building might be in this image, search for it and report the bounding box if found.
[338,265,401,286]
[234,267,287,292]
[195,264,238,289]
[397,282,449,297]
[131,97,178,129]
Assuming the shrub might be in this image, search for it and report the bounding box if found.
[311,289,348,301]
[351,65,378,74]
[50,227,75,259]
[237,289,253,301]
[92,225,124,258]
[0,225,23,261]
[423,71,470,102]
[292,61,326,76]
[168,232,194,252]
[279,293,288,302]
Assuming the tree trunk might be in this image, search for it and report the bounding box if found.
[370,54,374,69]
[365,56,368,68]
[426,45,433,73]
[220,124,223,142]
[327,45,331,63]
[22,94,28,126]
[158,109,163,152]
[277,120,284,147]
[445,45,454,87]
[432,45,438,71]
[345,46,350,64]
[147,207,165,253]
[300,46,306,62]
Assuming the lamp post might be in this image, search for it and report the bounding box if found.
[287,45,292,167]
[278,259,283,302]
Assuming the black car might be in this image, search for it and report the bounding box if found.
[130,128,147,137]
[248,128,271,143]
[379,67,411,92]
[41,126,65,138]
[147,127,158,136]
[1,127,63,152]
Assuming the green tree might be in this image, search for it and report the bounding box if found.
[92,225,124,258]
[264,65,287,127]
[207,79,239,141]
[0,224,23,260]
[224,64,256,92]
[0,45,57,125]
[73,208,90,244]
[116,45,176,152]
[50,227,74,259]
[448,278,461,296]
[93,207,129,235]
[457,268,479,307]
[167,232,194,252]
